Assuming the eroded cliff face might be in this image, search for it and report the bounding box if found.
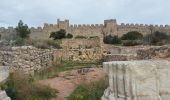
[102,60,170,100]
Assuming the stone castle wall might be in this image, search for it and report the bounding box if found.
[1,19,170,40]
[61,38,101,49]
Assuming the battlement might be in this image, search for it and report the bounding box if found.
[69,24,104,28]
[1,19,170,41]
[30,27,43,32]
[118,23,170,28]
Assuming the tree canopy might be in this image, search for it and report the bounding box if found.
[121,31,143,40]
[16,20,30,39]
[50,29,66,40]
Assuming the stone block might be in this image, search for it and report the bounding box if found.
[102,60,170,100]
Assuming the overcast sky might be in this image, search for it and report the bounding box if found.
[0,0,170,27]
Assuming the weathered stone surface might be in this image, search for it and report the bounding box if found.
[0,66,9,82]
[0,46,53,74]
[102,60,170,100]
[0,91,11,100]
[137,46,170,60]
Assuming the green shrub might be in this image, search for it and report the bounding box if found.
[16,20,30,39]
[66,33,73,39]
[75,35,87,39]
[122,40,142,46]
[121,31,143,40]
[103,35,121,44]
[144,31,169,45]
[1,72,57,100]
[50,29,66,40]
[15,37,25,46]
[68,79,108,100]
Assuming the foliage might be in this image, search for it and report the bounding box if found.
[122,40,142,46]
[121,31,143,40]
[15,37,26,46]
[144,31,170,45]
[25,39,62,49]
[67,79,108,100]
[103,35,121,44]
[75,35,87,39]
[66,33,73,39]
[1,72,57,100]
[34,60,103,80]
[15,20,30,39]
[89,36,99,39]
[50,29,66,40]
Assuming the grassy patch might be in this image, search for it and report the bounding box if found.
[34,60,103,80]
[67,78,108,100]
[1,72,58,100]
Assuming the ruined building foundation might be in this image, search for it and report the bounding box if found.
[102,60,170,100]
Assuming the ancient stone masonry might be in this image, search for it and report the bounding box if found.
[1,19,170,40]
[102,60,170,100]
[0,46,53,74]
[137,45,170,60]
[103,45,170,61]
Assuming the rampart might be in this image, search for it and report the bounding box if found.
[0,19,170,40]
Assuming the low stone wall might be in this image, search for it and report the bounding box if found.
[137,45,170,60]
[0,46,53,74]
[102,60,170,100]
[53,47,102,62]
[104,45,170,61]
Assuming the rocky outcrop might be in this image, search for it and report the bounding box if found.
[102,60,170,100]
[0,46,53,74]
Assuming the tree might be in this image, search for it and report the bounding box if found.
[16,20,30,39]
[103,35,121,44]
[50,29,66,40]
[66,33,73,39]
[121,31,143,40]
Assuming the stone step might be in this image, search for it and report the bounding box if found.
[0,91,11,100]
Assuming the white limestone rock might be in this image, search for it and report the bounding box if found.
[102,60,170,100]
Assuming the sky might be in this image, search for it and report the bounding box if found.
[0,0,170,27]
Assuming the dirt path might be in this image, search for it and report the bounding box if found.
[39,68,104,100]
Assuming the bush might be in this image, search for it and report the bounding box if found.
[122,40,142,46]
[121,31,143,40]
[75,35,87,39]
[103,35,121,44]
[66,33,73,39]
[25,39,62,49]
[50,29,66,40]
[16,20,31,39]
[144,31,169,45]
[68,79,108,100]
[1,72,57,100]
[15,37,25,46]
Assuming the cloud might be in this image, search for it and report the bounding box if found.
[0,0,169,27]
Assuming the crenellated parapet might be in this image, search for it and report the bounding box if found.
[119,23,170,29]
[69,24,104,28]
[0,19,170,40]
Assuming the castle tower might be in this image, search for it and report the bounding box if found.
[103,19,118,36]
[57,19,69,30]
